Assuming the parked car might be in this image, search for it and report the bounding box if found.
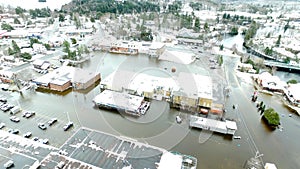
[233,136,241,139]
[0,97,7,103]
[23,132,32,138]
[48,118,58,126]
[38,123,47,130]
[32,137,39,141]
[22,111,35,118]
[8,129,19,134]
[56,161,65,169]
[3,160,14,168]
[10,116,20,122]
[0,122,5,129]
[41,138,49,144]
[63,122,73,131]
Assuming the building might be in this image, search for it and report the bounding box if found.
[189,115,237,135]
[33,66,100,92]
[254,72,287,94]
[283,83,300,107]
[93,90,147,116]
[72,69,101,90]
[32,60,50,70]
[0,70,15,83]
[171,72,213,112]
[110,41,138,55]
[49,78,71,92]
[148,42,166,58]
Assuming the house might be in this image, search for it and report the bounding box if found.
[0,70,14,83]
[32,60,50,70]
[255,72,287,93]
[284,83,300,107]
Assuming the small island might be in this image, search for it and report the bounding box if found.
[262,108,280,129]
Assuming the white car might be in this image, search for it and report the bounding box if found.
[0,122,5,129]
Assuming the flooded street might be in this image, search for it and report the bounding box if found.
[1,47,300,169]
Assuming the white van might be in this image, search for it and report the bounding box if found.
[10,106,21,115]
[4,160,14,168]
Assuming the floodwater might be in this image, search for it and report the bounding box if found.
[4,45,300,169]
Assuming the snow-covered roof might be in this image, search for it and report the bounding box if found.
[159,49,195,64]
[178,72,213,99]
[157,152,182,169]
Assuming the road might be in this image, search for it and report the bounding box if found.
[223,55,300,169]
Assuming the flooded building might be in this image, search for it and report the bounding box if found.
[171,72,213,113]
[110,41,138,55]
[33,66,100,92]
[189,115,237,135]
[93,90,148,116]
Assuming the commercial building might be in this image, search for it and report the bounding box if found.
[110,41,138,55]
[33,66,100,92]
[93,90,147,116]
[189,115,237,135]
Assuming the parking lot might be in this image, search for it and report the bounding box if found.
[0,147,38,168]
[0,89,79,148]
[39,128,163,169]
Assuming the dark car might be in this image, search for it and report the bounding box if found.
[38,123,47,130]
[23,132,32,138]
[63,122,73,131]
[32,137,39,141]
[8,129,19,134]
[48,118,58,126]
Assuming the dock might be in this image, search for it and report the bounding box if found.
[189,115,237,135]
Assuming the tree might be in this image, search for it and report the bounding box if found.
[263,108,280,127]
[90,17,95,23]
[74,15,81,29]
[1,23,14,31]
[8,47,14,56]
[204,22,209,32]
[30,38,41,48]
[218,55,223,66]
[44,43,51,50]
[14,18,21,24]
[229,26,239,36]
[276,35,281,47]
[11,40,21,55]
[287,79,297,84]
[220,44,224,51]
[62,40,70,54]
[59,14,65,22]
[264,47,273,56]
[284,21,289,33]
[15,6,25,15]
[70,38,77,44]
[194,17,200,32]
[20,52,32,60]
[283,57,290,64]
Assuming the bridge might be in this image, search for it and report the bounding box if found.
[264,60,300,72]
